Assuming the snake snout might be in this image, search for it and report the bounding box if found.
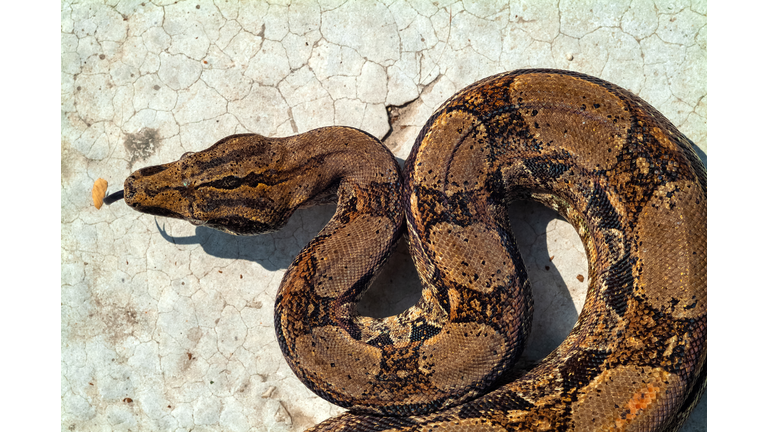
[123,163,192,221]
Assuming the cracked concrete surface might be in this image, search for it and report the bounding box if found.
[61,1,706,431]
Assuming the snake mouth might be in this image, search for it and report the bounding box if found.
[130,205,186,220]
[111,181,204,224]
[103,186,184,223]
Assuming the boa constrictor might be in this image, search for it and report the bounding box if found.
[110,69,706,431]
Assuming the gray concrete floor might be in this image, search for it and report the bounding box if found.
[62,1,706,430]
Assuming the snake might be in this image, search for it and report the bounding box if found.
[104,69,706,431]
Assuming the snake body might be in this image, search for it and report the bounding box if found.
[121,69,706,431]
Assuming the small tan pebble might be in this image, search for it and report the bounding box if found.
[566,53,574,61]
[261,386,276,398]
[577,274,585,282]
[92,178,108,209]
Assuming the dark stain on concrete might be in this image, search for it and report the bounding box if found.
[124,128,160,166]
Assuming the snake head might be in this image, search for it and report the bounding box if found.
[122,135,296,236]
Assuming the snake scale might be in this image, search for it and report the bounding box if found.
[111,69,706,431]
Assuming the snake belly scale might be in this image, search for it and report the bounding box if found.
[118,69,706,431]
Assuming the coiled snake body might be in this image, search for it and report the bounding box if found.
[117,70,706,431]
